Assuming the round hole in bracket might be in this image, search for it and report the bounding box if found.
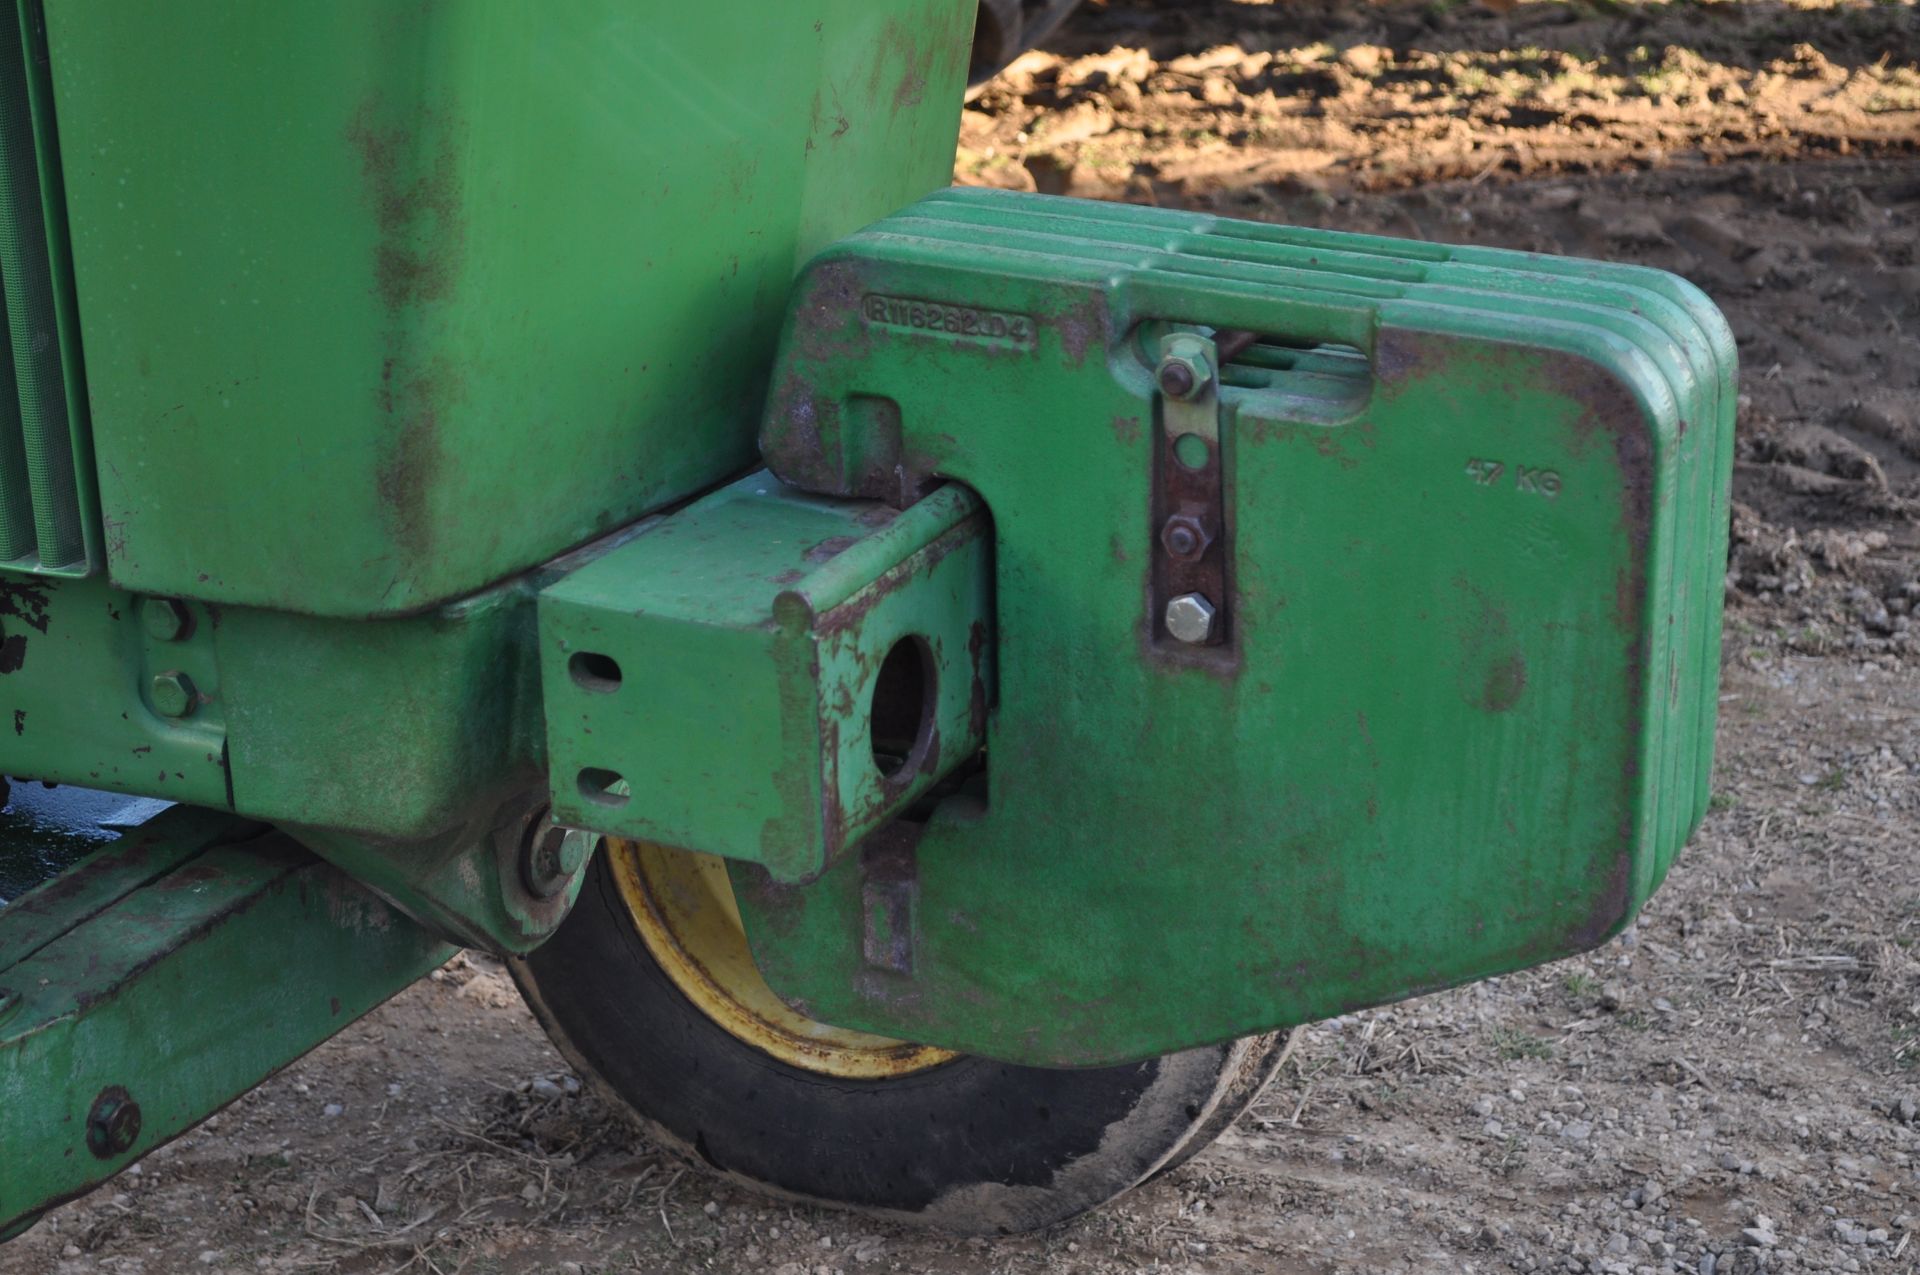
[869,635,936,782]
[1173,432,1211,470]
[569,651,623,693]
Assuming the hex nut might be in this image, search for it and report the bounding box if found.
[523,816,596,899]
[150,671,197,718]
[1157,351,1211,401]
[139,597,192,642]
[1160,514,1213,563]
[1165,593,1218,645]
[86,1088,142,1160]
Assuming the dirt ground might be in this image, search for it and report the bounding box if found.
[8,1,1920,1272]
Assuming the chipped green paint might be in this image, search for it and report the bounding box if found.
[539,473,992,883]
[0,0,1745,1182]
[0,573,227,808]
[0,806,452,1235]
[0,562,563,951]
[43,0,972,617]
[732,189,1735,1067]
[0,0,979,950]
[0,569,539,840]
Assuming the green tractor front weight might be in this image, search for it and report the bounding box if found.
[0,0,1732,1237]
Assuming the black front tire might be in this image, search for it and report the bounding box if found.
[510,851,1289,1234]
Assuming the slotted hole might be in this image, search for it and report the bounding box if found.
[577,767,630,807]
[569,650,622,693]
[1218,336,1372,407]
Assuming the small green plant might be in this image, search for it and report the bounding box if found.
[1707,791,1736,813]
[1357,1082,1403,1114]
[1867,83,1920,115]
[1562,971,1598,1000]
[1454,64,1491,94]
[1489,1027,1554,1060]
[1893,1023,1920,1071]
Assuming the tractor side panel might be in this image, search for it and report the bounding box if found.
[42,0,972,617]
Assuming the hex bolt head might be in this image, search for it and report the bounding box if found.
[1160,514,1213,563]
[1157,352,1211,401]
[86,1087,141,1160]
[1165,593,1218,645]
[555,829,593,877]
[150,671,197,719]
[522,815,596,899]
[139,597,192,643]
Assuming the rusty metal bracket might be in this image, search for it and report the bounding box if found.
[1153,333,1230,657]
[538,473,993,884]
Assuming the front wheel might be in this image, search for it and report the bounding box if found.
[509,839,1291,1234]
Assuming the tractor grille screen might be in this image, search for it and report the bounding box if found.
[0,1,87,575]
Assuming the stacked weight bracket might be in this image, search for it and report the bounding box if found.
[904,187,1736,900]
[742,188,1736,1066]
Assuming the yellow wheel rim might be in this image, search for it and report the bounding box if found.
[609,838,956,1080]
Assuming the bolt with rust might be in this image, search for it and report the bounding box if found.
[521,815,596,900]
[1165,593,1218,645]
[1160,514,1214,563]
[86,1087,141,1159]
[150,671,197,719]
[1157,350,1211,402]
[139,597,193,643]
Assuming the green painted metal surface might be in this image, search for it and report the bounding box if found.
[0,0,1743,1085]
[44,0,972,618]
[541,472,991,882]
[0,575,228,807]
[0,563,587,951]
[0,0,96,576]
[733,189,1734,1066]
[292,800,591,956]
[213,578,542,842]
[0,569,543,841]
[0,804,452,1234]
